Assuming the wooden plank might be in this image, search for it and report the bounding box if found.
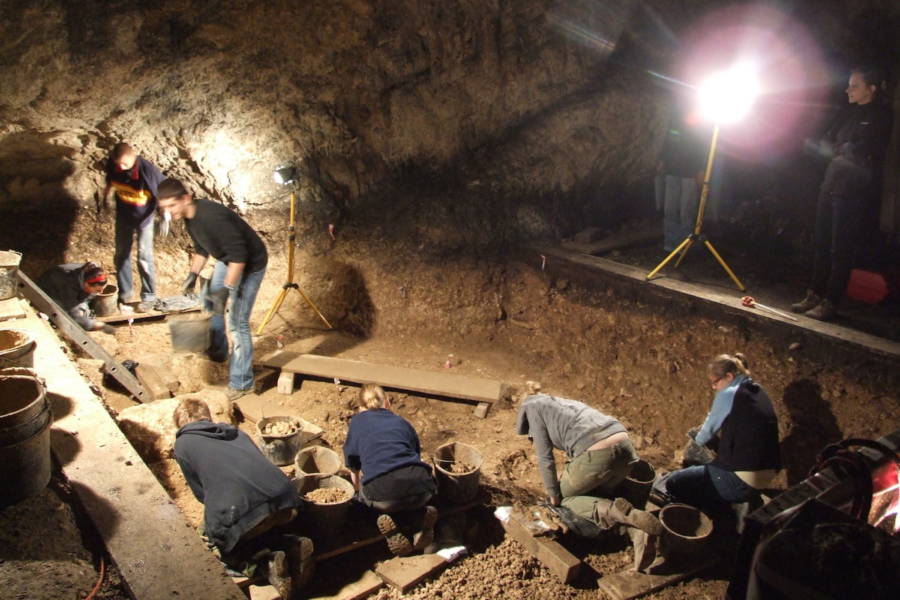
[0,297,26,321]
[375,554,448,592]
[534,245,900,361]
[21,309,246,600]
[96,305,201,323]
[135,363,174,400]
[561,226,661,256]
[308,569,383,600]
[598,557,717,600]
[263,353,504,404]
[498,510,581,583]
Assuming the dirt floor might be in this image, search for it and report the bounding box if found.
[6,246,899,599]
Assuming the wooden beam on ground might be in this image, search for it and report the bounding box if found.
[561,226,661,256]
[598,558,717,600]
[263,353,506,404]
[498,509,581,583]
[21,309,246,600]
[95,305,201,323]
[0,297,26,321]
[135,363,174,400]
[375,554,448,592]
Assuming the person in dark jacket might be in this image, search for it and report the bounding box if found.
[173,398,312,598]
[35,262,115,334]
[792,65,893,321]
[101,142,165,312]
[664,353,781,514]
[156,178,267,401]
[344,384,437,556]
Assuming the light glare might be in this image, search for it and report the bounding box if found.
[698,63,760,124]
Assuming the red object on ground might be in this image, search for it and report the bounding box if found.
[847,269,889,304]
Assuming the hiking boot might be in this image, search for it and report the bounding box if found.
[265,550,292,599]
[791,290,821,313]
[805,298,836,321]
[625,527,660,572]
[377,514,413,556]
[136,300,156,313]
[413,506,438,552]
[226,387,252,402]
[609,497,663,536]
[288,536,315,589]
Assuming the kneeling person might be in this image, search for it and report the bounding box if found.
[36,262,115,334]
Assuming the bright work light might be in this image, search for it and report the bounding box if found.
[698,62,759,124]
[273,165,297,185]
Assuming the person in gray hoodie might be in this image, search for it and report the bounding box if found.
[173,398,313,598]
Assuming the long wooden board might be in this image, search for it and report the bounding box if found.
[96,305,201,323]
[498,510,581,583]
[22,309,246,600]
[598,557,717,600]
[263,352,505,404]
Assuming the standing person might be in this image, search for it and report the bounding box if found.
[657,106,706,252]
[101,142,164,313]
[173,398,313,597]
[156,178,267,401]
[343,384,438,556]
[35,262,116,334]
[792,66,893,321]
[663,353,781,515]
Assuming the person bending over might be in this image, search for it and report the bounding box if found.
[36,262,115,334]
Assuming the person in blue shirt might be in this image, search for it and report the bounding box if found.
[343,384,437,556]
[665,353,781,514]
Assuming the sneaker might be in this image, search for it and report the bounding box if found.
[377,514,413,556]
[117,303,134,315]
[413,505,438,552]
[226,387,252,402]
[805,298,836,321]
[288,536,315,589]
[136,300,156,313]
[790,290,821,313]
[265,550,292,599]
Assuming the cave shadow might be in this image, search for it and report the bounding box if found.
[305,262,376,357]
[780,378,843,486]
[0,131,81,276]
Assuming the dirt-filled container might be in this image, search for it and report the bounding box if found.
[169,314,211,353]
[0,373,52,507]
[295,474,355,538]
[617,459,656,509]
[257,416,305,466]
[295,445,342,484]
[434,441,483,503]
[93,284,119,317]
[0,250,22,300]
[658,503,713,560]
[0,329,36,369]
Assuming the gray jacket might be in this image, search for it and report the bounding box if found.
[516,394,626,498]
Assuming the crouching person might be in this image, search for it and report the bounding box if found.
[173,398,313,598]
[35,262,115,334]
[343,384,438,556]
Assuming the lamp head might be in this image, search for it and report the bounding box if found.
[698,62,759,125]
[273,165,297,185]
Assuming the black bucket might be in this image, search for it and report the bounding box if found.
[617,459,656,509]
[0,373,52,507]
[434,441,483,504]
[658,503,713,559]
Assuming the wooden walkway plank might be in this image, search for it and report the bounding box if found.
[263,352,505,404]
[497,509,581,583]
[375,554,448,592]
[22,310,246,600]
[598,557,717,600]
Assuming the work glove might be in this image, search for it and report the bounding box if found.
[181,271,199,296]
[101,324,116,335]
[210,286,230,315]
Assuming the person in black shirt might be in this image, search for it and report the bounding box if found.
[792,66,893,320]
[36,262,116,334]
[156,178,268,401]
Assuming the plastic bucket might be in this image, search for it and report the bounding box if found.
[0,373,52,507]
[94,284,119,317]
[0,329,36,369]
[295,446,342,483]
[257,416,305,466]
[168,314,211,353]
[0,250,22,301]
[434,441,483,503]
[617,459,656,509]
[658,503,713,559]
[294,475,355,538]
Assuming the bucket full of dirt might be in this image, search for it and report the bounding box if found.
[617,459,656,509]
[0,372,52,508]
[658,503,713,560]
[434,441,483,503]
[295,474,355,538]
[257,416,305,466]
[295,445,342,484]
[0,250,22,301]
[0,329,36,369]
[93,284,118,317]
[168,314,211,353]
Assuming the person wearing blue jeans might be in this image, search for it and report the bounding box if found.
[156,177,268,401]
[102,143,165,312]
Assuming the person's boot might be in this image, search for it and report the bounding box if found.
[377,514,413,556]
[264,550,292,599]
[287,536,315,590]
[805,298,836,321]
[607,497,663,536]
[791,290,822,313]
[625,527,661,572]
[413,506,438,552]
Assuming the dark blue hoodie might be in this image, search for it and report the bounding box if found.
[174,421,297,553]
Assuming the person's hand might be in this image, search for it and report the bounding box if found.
[181,271,199,296]
[100,324,116,335]
[210,286,229,315]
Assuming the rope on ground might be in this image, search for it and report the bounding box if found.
[85,556,105,600]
